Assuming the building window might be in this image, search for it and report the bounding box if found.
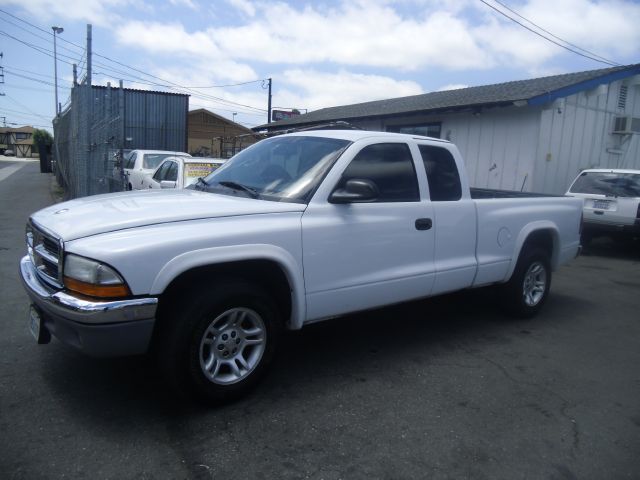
[15,132,30,140]
[386,123,441,138]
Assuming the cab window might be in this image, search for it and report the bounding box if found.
[165,162,178,182]
[124,152,137,170]
[153,161,172,181]
[337,143,419,202]
[418,145,462,201]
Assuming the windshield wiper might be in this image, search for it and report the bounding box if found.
[218,181,260,199]
[194,177,209,191]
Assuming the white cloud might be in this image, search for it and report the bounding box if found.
[516,0,640,59]
[208,2,490,70]
[3,0,140,26]
[437,84,469,91]
[276,69,424,111]
[474,0,640,66]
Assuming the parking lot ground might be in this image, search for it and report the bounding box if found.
[1,163,639,479]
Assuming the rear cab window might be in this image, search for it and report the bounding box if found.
[418,145,462,201]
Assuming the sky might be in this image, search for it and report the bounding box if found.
[1,0,639,132]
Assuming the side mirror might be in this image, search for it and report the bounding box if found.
[160,180,177,189]
[329,179,379,204]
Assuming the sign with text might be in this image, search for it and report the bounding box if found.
[272,110,301,122]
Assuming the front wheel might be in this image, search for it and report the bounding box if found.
[156,281,281,404]
[501,247,551,318]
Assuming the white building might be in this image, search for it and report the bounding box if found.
[260,64,640,194]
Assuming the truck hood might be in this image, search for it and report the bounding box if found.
[31,189,306,241]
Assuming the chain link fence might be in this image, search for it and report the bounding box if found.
[53,83,188,199]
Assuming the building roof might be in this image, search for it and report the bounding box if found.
[0,126,35,133]
[188,108,254,133]
[256,63,640,130]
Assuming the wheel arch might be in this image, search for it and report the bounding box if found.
[505,223,559,282]
[151,245,305,330]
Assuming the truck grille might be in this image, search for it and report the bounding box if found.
[27,221,63,289]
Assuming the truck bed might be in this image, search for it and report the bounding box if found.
[470,188,561,199]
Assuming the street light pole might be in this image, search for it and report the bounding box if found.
[232,112,237,123]
[52,26,64,115]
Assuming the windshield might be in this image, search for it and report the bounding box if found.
[194,136,351,203]
[570,171,640,197]
[143,153,188,170]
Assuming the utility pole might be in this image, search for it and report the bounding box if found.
[86,24,92,85]
[52,26,64,114]
[1,52,6,97]
[267,78,272,124]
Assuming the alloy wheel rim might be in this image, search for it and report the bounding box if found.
[199,307,266,385]
[522,262,547,307]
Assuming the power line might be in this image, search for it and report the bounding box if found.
[0,15,85,60]
[490,0,621,66]
[0,8,266,90]
[479,0,620,66]
[4,120,52,128]
[185,79,265,88]
[0,31,78,66]
[4,94,52,119]
[4,70,71,90]
[4,65,57,80]
[0,9,271,113]
[189,103,266,118]
[0,106,50,119]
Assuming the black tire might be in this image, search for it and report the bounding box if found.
[155,280,281,404]
[127,183,133,191]
[501,247,551,319]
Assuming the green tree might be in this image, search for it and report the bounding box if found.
[32,128,53,146]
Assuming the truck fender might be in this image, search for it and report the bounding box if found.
[149,244,306,330]
[504,221,560,282]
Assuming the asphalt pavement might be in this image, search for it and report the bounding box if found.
[1,162,639,479]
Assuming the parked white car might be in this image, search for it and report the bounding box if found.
[566,169,640,242]
[143,157,227,190]
[123,150,191,190]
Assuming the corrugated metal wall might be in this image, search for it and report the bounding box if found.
[53,84,188,198]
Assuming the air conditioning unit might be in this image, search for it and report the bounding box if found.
[612,115,640,134]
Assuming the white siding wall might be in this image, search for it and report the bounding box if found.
[347,76,640,195]
[373,108,540,192]
[533,79,640,194]
[439,108,539,191]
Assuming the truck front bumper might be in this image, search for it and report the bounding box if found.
[20,255,158,357]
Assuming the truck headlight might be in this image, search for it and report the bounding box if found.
[63,254,131,298]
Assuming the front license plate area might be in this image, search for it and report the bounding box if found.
[28,305,49,344]
[592,200,610,210]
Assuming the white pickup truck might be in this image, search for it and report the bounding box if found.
[20,130,582,402]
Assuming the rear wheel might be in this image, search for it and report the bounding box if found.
[156,280,281,404]
[501,247,551,318]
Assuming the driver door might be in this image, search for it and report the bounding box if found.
[301,141,436,322]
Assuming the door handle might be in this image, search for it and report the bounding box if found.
[415,218,432,230]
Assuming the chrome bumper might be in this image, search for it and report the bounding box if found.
[20,255,158,357]
[20,255,158,324]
